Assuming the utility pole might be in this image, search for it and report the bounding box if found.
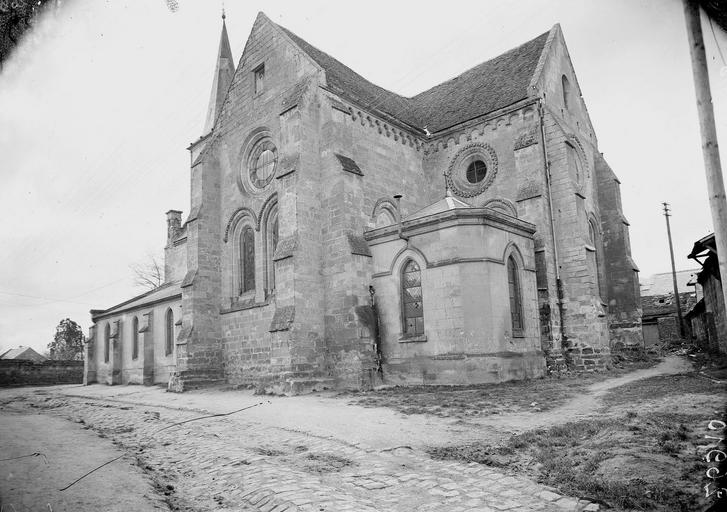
[682,0,727,328]
[663,202,685,339]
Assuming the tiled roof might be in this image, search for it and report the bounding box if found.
[639,269,700,297]
[410,32,549,132]
[276,21,550,133]
[277,25,420,129]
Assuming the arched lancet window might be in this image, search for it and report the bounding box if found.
[104,323,110,363]
[265,210,279,293]
[401,259,424,336]
[562,75,571,110]
[165,309,174,356]
[239,225,255,293]
[132,316,139,360]
[566,142,583,185]
[507,256,524,335]
[374,209,396,228]
[589,220,605,299]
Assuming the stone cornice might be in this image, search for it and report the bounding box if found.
[424,99,539,155]
[321,90,426,152]
[365,207,536,244]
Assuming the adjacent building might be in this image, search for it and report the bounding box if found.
[687,233,726,354]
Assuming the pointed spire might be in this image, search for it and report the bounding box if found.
[203,13,236,135]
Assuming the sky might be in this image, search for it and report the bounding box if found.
[0,0,725,355]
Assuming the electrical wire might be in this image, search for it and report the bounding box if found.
[709,16,726,66]
[58,400,270,491]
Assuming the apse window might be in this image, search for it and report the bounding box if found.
[401,259,424,337]
[466,160,487,184]
[253,64,265,94]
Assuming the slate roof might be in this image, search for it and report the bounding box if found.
[275,20,550,133]
[93,282,182,320]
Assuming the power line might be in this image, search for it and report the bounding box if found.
[0,290,95,307]
[709,16,726,66]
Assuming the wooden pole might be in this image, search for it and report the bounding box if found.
[682,0,727,328]
[663,203,685,338]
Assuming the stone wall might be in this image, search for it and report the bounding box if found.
[191,15,328,392]
[367,208,544,385]
[595,154,642,349]
[534,29,611,365]
[0,360,83,387]
[88,298,181,386]
[318,93,427,389]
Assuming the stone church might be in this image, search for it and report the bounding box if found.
[84,12,642,393]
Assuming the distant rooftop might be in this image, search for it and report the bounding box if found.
[0,346,47,362]
[640,269,701,297]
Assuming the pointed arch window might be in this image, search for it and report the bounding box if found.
[401,259,424,336]
[132,316,139,360]
[507,256,524,335]
[104,323,110,363]
[165,309,174,356]
[562,75,571,110]
[239,225,255,293]
[566,141,583,185]
[588,220,605,300]
[265,211,279,293]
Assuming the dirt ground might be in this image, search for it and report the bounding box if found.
[0,354,723,512]
[0,411,165,511]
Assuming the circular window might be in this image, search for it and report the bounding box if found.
[445,143,498,197]
[253,148,276,186]
[466,160,487,183]
[244,137,278,192]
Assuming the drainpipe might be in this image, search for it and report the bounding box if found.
[393,194,409,242]
[538,97,567,342]
[369,285,383,376]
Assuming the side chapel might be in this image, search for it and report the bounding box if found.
[84,12,642,392]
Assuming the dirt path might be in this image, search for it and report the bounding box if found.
[462,355,695,437]
[0,411,166,511]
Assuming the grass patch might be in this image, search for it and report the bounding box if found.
[345,376,598,419]
[343,358,663,419]
[302,453,354,473]
[602,374,726,406]
[253,446,285,457]
[427,410,717,511]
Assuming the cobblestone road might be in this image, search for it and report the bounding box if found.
[1,386,599,512]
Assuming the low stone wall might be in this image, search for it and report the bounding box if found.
[0,360,84,387]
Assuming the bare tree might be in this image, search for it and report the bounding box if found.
[130,253,164,291]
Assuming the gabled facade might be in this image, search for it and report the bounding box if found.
[85,12,641,392]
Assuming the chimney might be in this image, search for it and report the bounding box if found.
[166,210,182,244]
